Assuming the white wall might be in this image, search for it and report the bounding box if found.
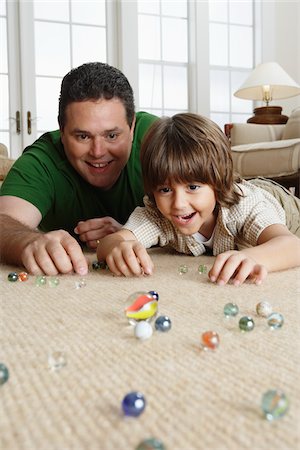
[262,1,300,115]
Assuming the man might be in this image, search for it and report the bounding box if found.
[0,62,158,276]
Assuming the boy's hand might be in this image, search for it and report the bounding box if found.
[74,217,122,249]
[105,240,154,277]
[208,250,268,286]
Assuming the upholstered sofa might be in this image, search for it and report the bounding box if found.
[0,143,14,184]
[225,107,300,196]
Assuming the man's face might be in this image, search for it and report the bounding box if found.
[61,98,135,190]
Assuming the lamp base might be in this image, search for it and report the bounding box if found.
[247,106,288,124]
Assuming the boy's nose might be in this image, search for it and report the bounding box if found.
[172,191,187,209]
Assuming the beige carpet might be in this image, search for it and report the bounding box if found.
[1,248,299,450]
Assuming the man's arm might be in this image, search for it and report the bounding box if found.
[0,196,88,275]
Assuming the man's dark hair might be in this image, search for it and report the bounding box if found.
[58,62,135,129]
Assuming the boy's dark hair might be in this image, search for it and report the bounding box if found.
[58,62,135,129]
[140,113,242,208]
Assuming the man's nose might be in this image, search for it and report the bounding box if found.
[90,137,105,157]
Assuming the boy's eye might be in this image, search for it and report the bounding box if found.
[188,184,200,191]
[158,187,171,193]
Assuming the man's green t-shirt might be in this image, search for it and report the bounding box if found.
[0,111,158,239]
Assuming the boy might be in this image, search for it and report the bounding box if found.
[97,114,300,286]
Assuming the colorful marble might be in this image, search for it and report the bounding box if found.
[201,331,220,350]
[122,391,146,417]
[48,351,67,371]
[239,316,255,332]
[35,275,47,286]
[18,271,29,282]
[267,312,284,329]
[125,291,158,325]
[136,438,166,450]
[256,301,272,318]
[198,264,207,274]
[155,315,172,332]
[134,321,153,340]
[0,363,9,385]
[261,389,289,421]
[223,303,239,317]
[8,272,18,282]
[178,264,188,274]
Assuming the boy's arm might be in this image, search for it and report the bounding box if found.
[209,224,300,286]
[96,229,154,277]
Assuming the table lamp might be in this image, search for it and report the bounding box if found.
[234,62,300,124]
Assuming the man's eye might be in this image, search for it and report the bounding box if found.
[77,134,89,140]
[107,132,117,140]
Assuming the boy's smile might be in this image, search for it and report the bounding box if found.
[153,181,217,238]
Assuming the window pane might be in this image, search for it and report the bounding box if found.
[0,18,7,72]
[71,0,106,26]
[35,22,70,76]
[209,0,228,22]
[0,0,6,15]
[139,63,162,109]
[209,23,228,66]
[34,0,69,21]
[36,77,61,132]
[138,15,161,60]
[230,1,253,26]
[0,74,9,130]
[72,25,106,67]
[210,70,230,111]
[137,0,160,15]
[230,25,253,68]
[210,113,230,131]
[162,18,188,63]
[231,71,252,113]
[163,66,187,110]
[162,1,187,18]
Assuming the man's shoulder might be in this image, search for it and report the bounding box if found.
[135,112,159,133]
[23,130,62,158]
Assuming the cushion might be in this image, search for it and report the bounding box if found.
[231,138,300,178]
[282,107,300,140]
[229,123,285,146]
[0,155,15,180]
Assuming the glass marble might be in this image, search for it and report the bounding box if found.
[134,321,153,340]
[75,278,86,289]
[92,260,108,270]
[267,312,284,329]
[256,301,272,318]
[239,316,255,332]
[223,303,239,317]
[8,272,18,282]
[155,315,172,332]
[35,275,47,286]
[178,264,188,275]
[125,291,158,325]
[48,351,67,371]
[201,331,220,350]
[261,389,289,421]
[0,363,9,385]
[48,277,60,287]
[122,391,146,417]
[198,264,207,274]
[136,438,166,450]
[148,290,159,301]
[18,271,29,282]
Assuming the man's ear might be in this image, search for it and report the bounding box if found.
[130,115,136,135]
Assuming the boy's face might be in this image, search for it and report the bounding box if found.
[153,181,217,238]
[60,98,135,190]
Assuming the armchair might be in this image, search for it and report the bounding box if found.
[225,107,300,197]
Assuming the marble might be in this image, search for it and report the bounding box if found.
[0,363,9,385]
[155,316,172,332]
[261,389,289,421]
[239,316,255,332]
[134,321,153,340]
[122,391,146,417]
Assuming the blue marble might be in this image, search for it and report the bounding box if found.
[0,363,9,385]
[155,316,172,332]
[122,391,146,417]
[148,291,159,301]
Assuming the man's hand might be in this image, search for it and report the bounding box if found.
[208,250,268,286]
[104,240,154,277]
[21,230,89,276]
[74,217,122,249]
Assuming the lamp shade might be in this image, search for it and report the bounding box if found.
[234,62,300,101]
